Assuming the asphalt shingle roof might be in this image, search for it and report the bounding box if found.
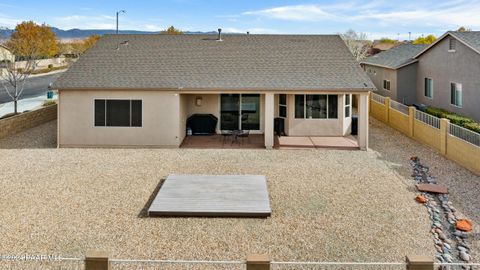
[361,43,428,69]
[449,31,480,54]
[53,34,374,91]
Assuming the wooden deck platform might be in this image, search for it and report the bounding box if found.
[148,174,271,217]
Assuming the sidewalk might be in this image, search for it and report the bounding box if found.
[0,93,57,118]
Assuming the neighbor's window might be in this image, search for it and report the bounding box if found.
[450,83,462,107]
[345,94,351,118]
[94,99,142,127]
[424,78,433,98]
[449,38,456,51]
[294,95,337,119]
[383,80,391,91]
[279,94,287,118]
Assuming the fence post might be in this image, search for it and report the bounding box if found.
[405,255,434,270]
[439,118,450,155]
[384,97,390,123]
[85,251,110,270]
[247,254,270,270]
[408,106,415,138]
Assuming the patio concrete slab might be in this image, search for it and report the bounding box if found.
[276,136,359,149]
[148,174,271,217]
[310,136,359,149]
[276,136,315,149]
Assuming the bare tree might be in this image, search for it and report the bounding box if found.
[0,47,37,114]
[340,29,371,61]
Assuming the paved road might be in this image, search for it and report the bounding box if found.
[0,72,63,104]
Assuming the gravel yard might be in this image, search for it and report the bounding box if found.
[0,118,477,262]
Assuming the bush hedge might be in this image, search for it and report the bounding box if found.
[425,107,480,133]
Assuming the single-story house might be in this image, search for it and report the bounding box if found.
[361,43,427,105]
[52,33,375,149]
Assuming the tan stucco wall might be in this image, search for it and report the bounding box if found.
[0,104,57,139]
[388,109,410,135]
[58,90,182,147]
[413,120,442,151]
[286,94,347,136]
[446,135,480,175]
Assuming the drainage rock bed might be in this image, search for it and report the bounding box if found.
[410,157,473,264]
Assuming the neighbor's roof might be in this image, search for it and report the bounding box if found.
[53,34,374,91]
[361,43,428,69]
[414,31,480,58]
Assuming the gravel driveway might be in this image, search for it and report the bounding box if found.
[0,118,476,262]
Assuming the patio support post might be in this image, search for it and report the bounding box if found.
[264,93,274,149]
[358,93,369,150]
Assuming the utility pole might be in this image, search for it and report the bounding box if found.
[116,10,126,34]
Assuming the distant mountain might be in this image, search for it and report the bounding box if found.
[0,27,218,40]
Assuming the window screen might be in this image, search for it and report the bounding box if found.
[94,99,142,127]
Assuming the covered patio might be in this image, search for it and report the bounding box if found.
[180,134,359,150]
[181,92,370,150]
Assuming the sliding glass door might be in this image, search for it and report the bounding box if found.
[220,94,260,131]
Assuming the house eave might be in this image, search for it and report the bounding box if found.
[55,86,374,94]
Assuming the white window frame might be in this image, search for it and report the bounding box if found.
[450,82,463,108]
[344,94,351,118]
[294,94,338,120]
[93,98,143,128]
[424,78,433,99]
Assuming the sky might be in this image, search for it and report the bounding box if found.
[0,0,479,40]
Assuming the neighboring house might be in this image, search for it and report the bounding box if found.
[52,34,375,149]
[0,44,14,77]
[414,31,480,121]
[362,31,480,121]
[361,43,427,105]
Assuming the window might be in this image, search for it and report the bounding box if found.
[344,94,351,118]
[94,99,142,127]
[424,78,433,98]
[383,80,391,91]
[450,83,462,107]
[449,38,456,51]
[294,95,338,119]
[279,94,287,118]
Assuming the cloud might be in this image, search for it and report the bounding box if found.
[243,0,480,28]
[0,13,24,28]
[52,15,116,29]
[244,4,336,21]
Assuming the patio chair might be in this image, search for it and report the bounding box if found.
[238,130,250,145]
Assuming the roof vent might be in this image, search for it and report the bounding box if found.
[217,28,222,41]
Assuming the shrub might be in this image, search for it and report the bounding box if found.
[42,100,56,107]
[464,122,480,133]
[48,64,54,69]
[425,106,479,133]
